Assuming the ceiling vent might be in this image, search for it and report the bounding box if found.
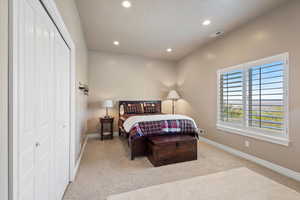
[210,31,225,38]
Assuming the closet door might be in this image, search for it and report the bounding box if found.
[16,0,71,200]
[53,29,71,200]
[18,0,54,200]
[34,4,55,200]
[17,0,37,199]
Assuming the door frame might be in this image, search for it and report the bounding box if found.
[9,0,77,199]
[0,0,9,199]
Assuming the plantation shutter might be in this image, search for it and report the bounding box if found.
[219,69,244,125]
[217,53,288,145]
[247,61,285,132]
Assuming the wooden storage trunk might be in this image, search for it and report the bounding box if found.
[147,135,197,167]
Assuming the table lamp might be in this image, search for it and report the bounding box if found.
[167,90,180,114]
[102,100,113,118]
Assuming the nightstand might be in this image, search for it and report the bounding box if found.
[100,117,114,140]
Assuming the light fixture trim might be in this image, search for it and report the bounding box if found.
[202,20,211,26]
[122,1,132,8]
[113,41,120,46]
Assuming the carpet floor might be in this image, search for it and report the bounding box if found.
[107,168,300,200]
[63,137,300,200]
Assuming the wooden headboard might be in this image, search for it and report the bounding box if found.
[119,100,161,117]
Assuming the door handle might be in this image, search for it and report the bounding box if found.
[62,123,68,128]
[35,142,40,147]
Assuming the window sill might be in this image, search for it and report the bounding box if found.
[216,124,289,146]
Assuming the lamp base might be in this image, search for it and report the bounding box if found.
[172,99,176,115]
[104,108,111,118]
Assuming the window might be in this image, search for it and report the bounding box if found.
[219,69,244,125]
[217,53,289,146]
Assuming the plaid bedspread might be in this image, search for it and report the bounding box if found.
[129,119,198,142]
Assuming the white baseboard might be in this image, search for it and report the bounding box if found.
[72,132,119,178]
[73,132,119,179]
[73,136,88,180]
[198,136,300,182]
[87,133,101,139]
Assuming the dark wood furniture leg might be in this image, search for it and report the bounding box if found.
[111,121,114,139]
[131,151,134,160]
[101,123,103,140]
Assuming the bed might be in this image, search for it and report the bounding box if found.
[118,100,199,160]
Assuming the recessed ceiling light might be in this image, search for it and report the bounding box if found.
[113,41,120,46]
[202,20,211,26]
[166,48,173,53]
[122,1,132,8]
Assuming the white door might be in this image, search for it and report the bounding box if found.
[34,4,55,200]
[18,0,54,199]
[53,29,71,200]
[17,1,37,198]
[16,0,70,200]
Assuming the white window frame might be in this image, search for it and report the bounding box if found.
[216,53,289,146]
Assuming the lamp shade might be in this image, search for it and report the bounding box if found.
[102,100,113,108]
[167,90,180,100]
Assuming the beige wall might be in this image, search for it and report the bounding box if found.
[87,51,177,133]
[0,0,8,199]
[54,0,88,161]
[176,0,300,172]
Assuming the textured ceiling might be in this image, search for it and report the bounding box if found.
[76,0,288,61]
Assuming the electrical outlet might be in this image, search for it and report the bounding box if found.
[245,140,250,148]
[199,129,206,135]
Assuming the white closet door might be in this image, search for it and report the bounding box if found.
[34,5,55,200]
[18,0,54,200]
[17,0,70,200]
[18,0,37,199]
[53,29,71,200]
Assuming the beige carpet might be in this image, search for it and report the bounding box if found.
[63,137,300,200]
[107,167,300,200]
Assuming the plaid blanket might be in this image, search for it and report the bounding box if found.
[129,119,198,142]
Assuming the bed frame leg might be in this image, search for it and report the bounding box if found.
[131,152,135,160]
[130,146,135,160]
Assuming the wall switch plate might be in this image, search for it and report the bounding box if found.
[245,140,250,148]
